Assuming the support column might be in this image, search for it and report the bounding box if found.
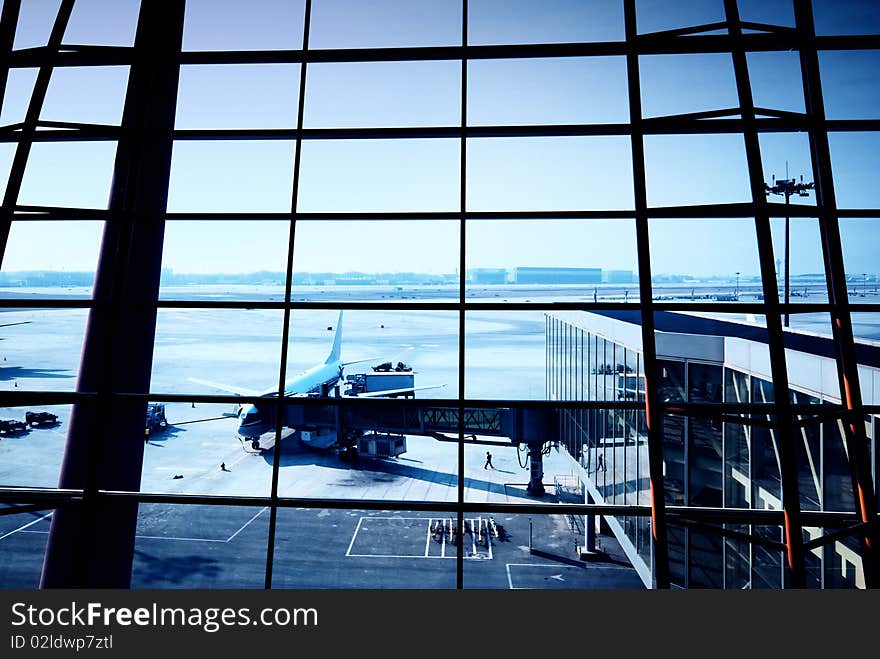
[579,488,598,559]
[40,1,184,588]
[527,442,545,496]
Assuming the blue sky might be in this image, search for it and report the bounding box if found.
[0,0,878,278]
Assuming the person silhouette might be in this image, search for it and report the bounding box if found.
[484,451,494,469]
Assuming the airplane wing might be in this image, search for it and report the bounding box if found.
[346,383,447,398]
[342,357,383,367]
[187,378,262,398]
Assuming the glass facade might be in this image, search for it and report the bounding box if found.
[548,311,879,588]
[1,0,878,590]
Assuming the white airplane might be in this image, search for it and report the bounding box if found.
[190,311,443,447]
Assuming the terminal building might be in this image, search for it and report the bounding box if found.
[513,267,602,285]
[547,311,880,588]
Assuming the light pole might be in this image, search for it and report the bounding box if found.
[765,163,814,327]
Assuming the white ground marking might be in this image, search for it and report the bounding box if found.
[345,516,364,557]
[506,562,634,590]
[225,507,268,542]
[0,512,52,542]
[12,508,271,545]
[345,515,491,560]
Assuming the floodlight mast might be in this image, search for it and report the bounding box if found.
[764,163,815,327]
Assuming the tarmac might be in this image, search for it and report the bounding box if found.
[0,294,644,589]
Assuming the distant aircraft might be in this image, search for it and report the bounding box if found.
[190,311,443,448]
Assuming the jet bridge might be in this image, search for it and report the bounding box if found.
[281,400,555,495]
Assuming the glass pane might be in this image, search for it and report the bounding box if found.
[292,220,459,303]
[182,0,306,51]
[467,136,633,211]
[636,0,725,35]
[850,312,880,344]
[840,218,880,304]
[687,526,724,588]
[0,505,52,587]
[0,143,14,201]
[12,0,62,51]
[466,311,545,400]
[813,0,880,36]
[465,512,646,589]
[176,64,301,129]
[159,220,288,302]
[821,528,866,588]
[760,133,816,208]
[469,57,629,126]
[649,219,760,301]
[644,134,751,207]
[0,404,69,488]
[167,140,296,213]
[829,132,880,209]
[0,308,86,392]
[820,51,880,120]
[273,401,460,502]
[688,366,723,508]
[63,0,141,47]
[298,139,459,212]
[748,52,805,115]
[824,412,855,512]
[309,0,461,49]
[640,54,738,118]
[0,68,39,126]
[305,61,459,129]
[738,0,795,28]
[151,308,284,396]
[724,369,750,507]
[1,220,104,297]
[18,141,118,209]
[468,0,625,45]
[467,219,637,303]
[285,309,457,399]
[40,66,130,126]
[131,504,269,588]
[781,314,838,400]
[791,390,822,510]
[769,218,828,305]
[140,401,271,497]
[272,508,455,588]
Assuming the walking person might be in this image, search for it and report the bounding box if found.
[484,451,494,470]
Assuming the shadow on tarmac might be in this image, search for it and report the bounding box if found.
[258,438,548,501]
[0,367,73,381]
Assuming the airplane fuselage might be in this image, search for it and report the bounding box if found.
[237,360,343,438]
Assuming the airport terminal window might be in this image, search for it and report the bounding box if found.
[1,0,879,591]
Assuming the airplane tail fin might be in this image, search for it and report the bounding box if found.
[325,310,343,364]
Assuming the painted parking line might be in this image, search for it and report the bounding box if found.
[226,507,268,542]
[345,516,364,557]
[347,516,494,560]
[13,508,270,545]
[0,512,52,542]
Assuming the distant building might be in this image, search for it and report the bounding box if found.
[604,270,634,284]
[513,267,601,285]
[467,268,509,284]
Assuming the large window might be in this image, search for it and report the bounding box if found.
[1,0,878,591]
